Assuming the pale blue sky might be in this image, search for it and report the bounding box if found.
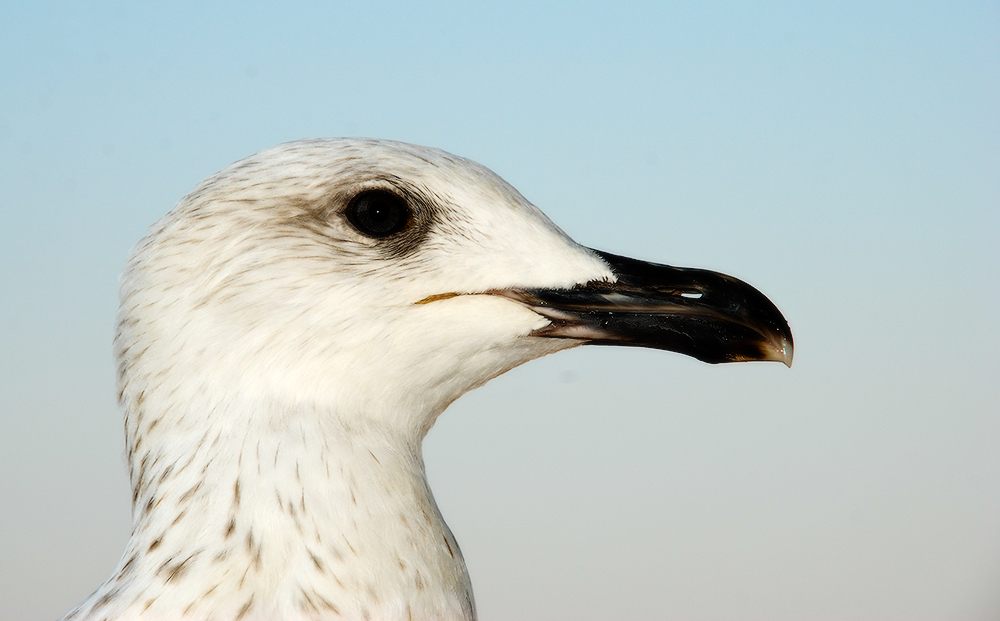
[1,2,998,619]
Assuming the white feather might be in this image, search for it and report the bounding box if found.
[62,139,614,621]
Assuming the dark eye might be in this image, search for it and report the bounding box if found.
[346,190,411,237]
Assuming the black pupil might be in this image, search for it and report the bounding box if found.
[347,190,408,237]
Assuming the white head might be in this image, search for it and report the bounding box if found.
[117,139,613,443]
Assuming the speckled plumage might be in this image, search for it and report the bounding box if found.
[61,138,792,621]
[62,139,614,621]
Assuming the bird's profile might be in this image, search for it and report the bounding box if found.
[61,138,792,621]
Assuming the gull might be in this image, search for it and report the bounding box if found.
[61,138,792,621]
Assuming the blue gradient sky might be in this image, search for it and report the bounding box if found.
[2,2,998,619]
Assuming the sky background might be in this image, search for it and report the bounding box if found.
[1,2,998,619]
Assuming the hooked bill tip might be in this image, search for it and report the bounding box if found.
[776,337,794,368]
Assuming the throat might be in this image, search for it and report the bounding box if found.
[84,408,476,621]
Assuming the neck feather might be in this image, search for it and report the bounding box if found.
[64,399,476,621]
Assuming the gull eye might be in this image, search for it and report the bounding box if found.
[346,190,411,237]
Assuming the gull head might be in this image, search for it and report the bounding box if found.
[119,138,791,439]
[68,138,791,621]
